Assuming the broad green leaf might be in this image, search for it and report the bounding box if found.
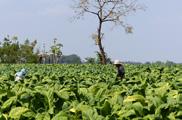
[52,111,68,120]
[0,92,7,101]
[22,111,36,119]
[95,88,106,100]
[70,108,76,113]
[1,96,17,110]
[44,88,54,114]
[155,104,169,116]
[73,103,104,120]
[132,102,143,116]
[0,114,7,120]
[143,114,155,120]
[152,97,163,108]
[9,107,29,119]
[168,112,176,120]
[35,112,51,120]
[109,91,124,105]
[100,100,111,116]
[118,109,136,118]
[155,82,170,97]
[78,88,89,97]
[124,95,145,103]
[176,111,182,118]
[56,89,70,100]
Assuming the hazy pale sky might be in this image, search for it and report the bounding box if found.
[0,0,181,63]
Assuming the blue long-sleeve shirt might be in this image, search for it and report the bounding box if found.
[15,69,27,78]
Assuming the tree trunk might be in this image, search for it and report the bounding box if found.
[98,41,106,64]
[97,20,107,64]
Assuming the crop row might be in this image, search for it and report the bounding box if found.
[0,64,181,120]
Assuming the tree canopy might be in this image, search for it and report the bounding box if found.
[0,36,38,63]
[60,54,82,64]
[73,0,142,64]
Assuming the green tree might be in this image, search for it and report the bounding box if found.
[19,39,38,63]
[60,54,82,64]
[0,35,19,63]
[85,51,111,64]
[85,57,96,64]
[0,35,38,63]
[50,38,63,64]
[73,0,142,64]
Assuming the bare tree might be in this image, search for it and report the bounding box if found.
[72,0,142,64]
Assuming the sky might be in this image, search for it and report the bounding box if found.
[0,0,181,63]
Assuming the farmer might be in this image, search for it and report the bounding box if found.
[15,68,27,81]
[114,60,125,80]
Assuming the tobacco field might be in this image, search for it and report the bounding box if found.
[0,64,182,120]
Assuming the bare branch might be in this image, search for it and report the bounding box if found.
[103,1,119,20]
[103,18,118,22]
[84,8,99,16]
[72,0,143,64]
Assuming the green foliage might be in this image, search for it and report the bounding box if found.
[9,107,29,119]
[61,54,82,64]
[0,64,181,119]
[50,38,63,64]
[85,52,111,64]
[0,36,38,63]
[51,38,63,56]
[85,57,96,64]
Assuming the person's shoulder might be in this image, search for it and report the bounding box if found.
[120,64,124,67]
[15,72,20,75]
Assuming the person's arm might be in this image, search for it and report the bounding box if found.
[121,65,125,74]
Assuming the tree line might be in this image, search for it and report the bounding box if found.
[0,35,38,63]
[0,35,82,64]
[0,35,180,64]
